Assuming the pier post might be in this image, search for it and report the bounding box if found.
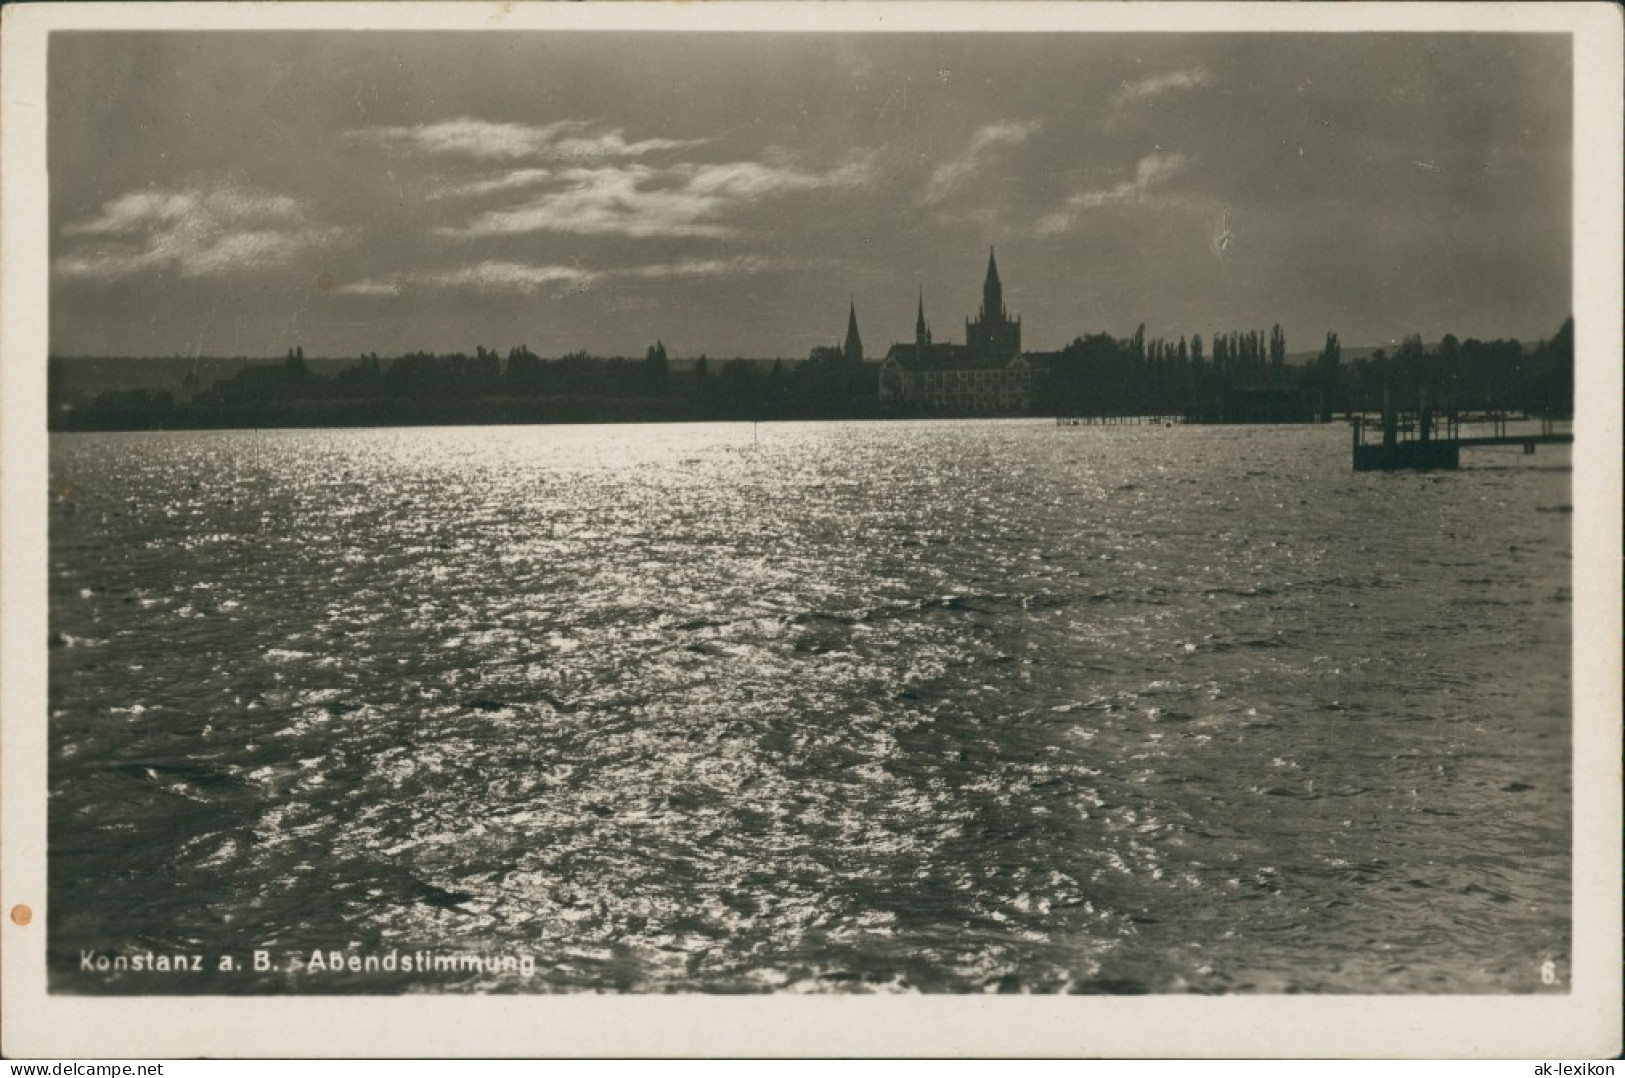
[1381,384,1396,450]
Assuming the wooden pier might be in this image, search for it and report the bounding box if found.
[1057,414,1184,427]
[1352,410,1572,471]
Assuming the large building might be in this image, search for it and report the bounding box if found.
[878,249,1038,415]
[965,248,1021,362]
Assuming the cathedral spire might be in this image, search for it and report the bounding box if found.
[914,285,932,354]
[969,247,1019,361]
[843,297,863,362]
[982,247,1004,323]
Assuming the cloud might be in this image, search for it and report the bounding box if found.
[1036,152,1189,234]
[1109,68,1212,108]
[337,256,786,300]
[438,155,873,240]
[550,129,703,164]
[325,262,595,299]
[344,118,702,162]
[681,158,872,199]
[55,182,344,281]
[443,165,726,239]
[428,169,554,201]
[621,256,786,279]
[923,120,1039,204]
[332,279,403,297]
[422,261,597,294]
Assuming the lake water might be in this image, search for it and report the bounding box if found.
[47,420,1572,994]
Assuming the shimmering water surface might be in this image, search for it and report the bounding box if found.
[48,421,1571,994]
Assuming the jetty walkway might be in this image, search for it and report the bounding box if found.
[1351,411,1572,471]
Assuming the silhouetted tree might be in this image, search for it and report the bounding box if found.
[644,340,669,390]
[766,358,787,416]
[1540,317,1574,417]
[1304,331,1340,419]
[556,350,598,395]
[504,345,543,394]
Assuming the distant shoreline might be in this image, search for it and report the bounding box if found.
[47,395,902,434]
[48,319,1574,434]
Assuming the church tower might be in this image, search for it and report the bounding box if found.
[915,287,933,360]
[966,247,1021,362]
[982,248,1005,326]
[843,299,863,363]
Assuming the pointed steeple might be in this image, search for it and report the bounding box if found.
[969,246,1019,361]
[982,246,1004,323]
[915,287,928,337]
[843,297,863,362]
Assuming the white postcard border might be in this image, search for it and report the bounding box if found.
[3,2,1619,1059]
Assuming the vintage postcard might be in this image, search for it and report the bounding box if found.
[2,1,1619,1059]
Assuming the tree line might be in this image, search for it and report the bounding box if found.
[1046,318,1572,423]
[1299,322,1573,420]
[50,317,1573,431]
[51,339,888,430]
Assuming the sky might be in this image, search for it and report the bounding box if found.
[49,31,1572,359]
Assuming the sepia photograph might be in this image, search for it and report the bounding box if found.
[3,1,1620,1059]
